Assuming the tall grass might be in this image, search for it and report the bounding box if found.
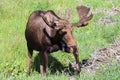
[0,0,120,79]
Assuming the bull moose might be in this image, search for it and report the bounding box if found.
[25,5,93,76]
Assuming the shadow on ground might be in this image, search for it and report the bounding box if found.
[33,53,65,74]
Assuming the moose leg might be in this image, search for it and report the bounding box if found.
[40,51,48,76]
[48,45,59,53]
[73,47,80,73]
[27,45,33,76]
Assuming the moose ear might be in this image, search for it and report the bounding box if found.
[40,12,52,27]
[40,10,61,28]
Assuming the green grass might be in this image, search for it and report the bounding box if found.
[95,63,120,80]
[0,0,120,79]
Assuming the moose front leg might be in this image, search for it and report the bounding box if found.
[72,47,81,74]
[39,51,48,76]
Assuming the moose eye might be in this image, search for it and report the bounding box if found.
[52,23,56,27]
[59,30,67,36]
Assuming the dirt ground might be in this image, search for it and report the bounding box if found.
[96,7,120,25]
[81,37,120,70]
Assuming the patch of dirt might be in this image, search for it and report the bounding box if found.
[81,37,120,71]
[94,7,120,25]
[94,7,120,16]
[97,17,115,25]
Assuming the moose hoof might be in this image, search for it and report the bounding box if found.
[69,62,81,75]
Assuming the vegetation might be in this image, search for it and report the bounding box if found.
[0,0,120,80]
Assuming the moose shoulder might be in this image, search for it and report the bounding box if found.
[25,5,93,76]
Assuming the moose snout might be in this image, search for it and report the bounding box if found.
[69,62,80,74]
[67,46,77,53]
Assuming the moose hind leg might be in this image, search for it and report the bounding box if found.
[26,45,33,76]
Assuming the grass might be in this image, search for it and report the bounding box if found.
[0,0,120,79]
[95,64,120,80]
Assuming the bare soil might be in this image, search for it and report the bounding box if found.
[95,7,120,25]
[81,37,120,72]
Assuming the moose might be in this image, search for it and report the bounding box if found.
[25,5,93,76]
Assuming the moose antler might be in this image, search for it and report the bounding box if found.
[73,5,93,27]
[64,9,70,21]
